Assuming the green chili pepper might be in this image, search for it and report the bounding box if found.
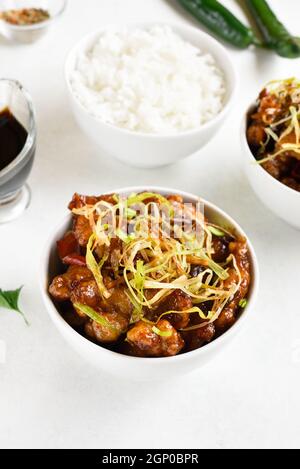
[176,0,260,49]
[245,0,300,58]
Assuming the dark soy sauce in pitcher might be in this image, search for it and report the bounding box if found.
[0,107,28,172]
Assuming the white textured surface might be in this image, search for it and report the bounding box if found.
[0,0,298,450]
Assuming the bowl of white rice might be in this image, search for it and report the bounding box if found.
[65,23,237,168]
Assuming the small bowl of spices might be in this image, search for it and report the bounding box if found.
[0,79,36,223]
[0,0,67,43]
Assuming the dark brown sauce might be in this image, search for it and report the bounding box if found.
[0,108,28,172]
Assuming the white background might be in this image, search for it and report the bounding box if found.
[0,0,299,449]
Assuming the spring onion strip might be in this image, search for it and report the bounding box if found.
[152,326,173,338]
[157,307,214,323]
[86,234,110,299]
[265,127,279,142]
[71,192,243,328]
[290,106,300,144]
[258,145,300,164]
[74,303,116,331]
[207,226,226,237]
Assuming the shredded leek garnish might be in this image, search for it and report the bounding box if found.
[71,192,243,330]
[157,307,214,324]
[205,256,229,281]
[86,234,111,299]
[290,106,300,145]
[265,127,279,143]
[152,326,172,338]
[74,303,117,331]
[207,226,226,237]
[115,229,136,244]
[257,80,300,165]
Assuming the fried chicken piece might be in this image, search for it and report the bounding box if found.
[247,91,288,153]
[195,323,216,343]
[73,215,93,247]
[260,133,300,190]
[107,238,124,272]
[83,287,133,344]
[127,320,184,357]
[152,291,192,329]
[105,287,133,318]
[69,193,117,248]
[247,123,266,151]
[62,308,87,329]
[215,240,250,333]
[254,93,283,125]
[85,311,129,344]
[49,266,93,302]
[184,323,216,351]
[49,262,133,343]
[70,279,100,309]
[262,156,292,180]
[68,193,116,210]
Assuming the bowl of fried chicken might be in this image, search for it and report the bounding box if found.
[40,186,259,380]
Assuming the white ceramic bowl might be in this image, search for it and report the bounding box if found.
[64,23,237,169]
[40,186,259,381]
[0,0,67,44]
[242,104,300,230]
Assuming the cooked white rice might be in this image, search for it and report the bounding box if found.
[70,25,226,134]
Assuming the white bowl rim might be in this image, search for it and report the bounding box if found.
[40,185,260,366]
[64,21,238,140]
[242,101,300,198]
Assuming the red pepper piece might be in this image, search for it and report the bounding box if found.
[57,231,79,260]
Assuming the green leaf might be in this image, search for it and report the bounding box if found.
[0,287,29,325]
